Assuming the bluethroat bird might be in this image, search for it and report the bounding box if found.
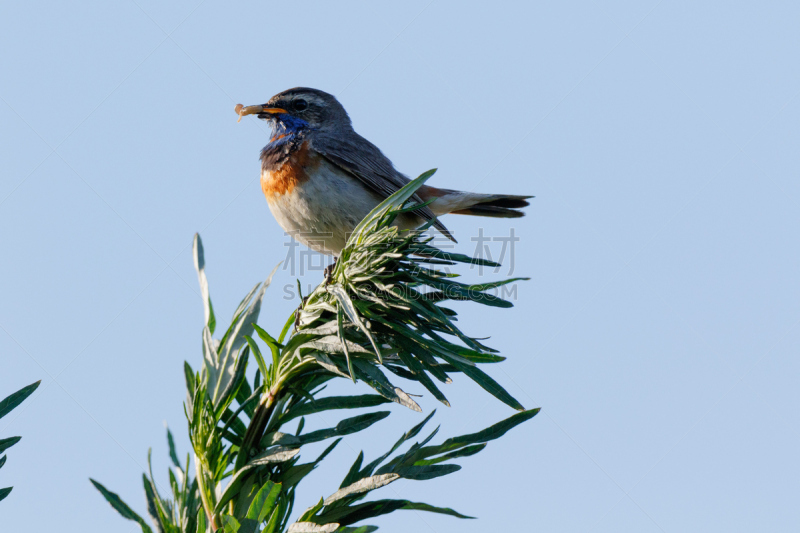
[236,87,530,256]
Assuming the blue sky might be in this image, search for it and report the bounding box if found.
[2,1,799,532]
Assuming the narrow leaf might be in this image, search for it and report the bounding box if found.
[349,169,437,241]
[281,395,391,424]
[339,451,364,489]
[352,360,421,412]
[221,515,241,533]
[441,408,539,448]
[248,446,300,466]
[288,523,339,533]
[441,355,524,410]
[0,381,40,420]
[90,478,154,533]
[193,233,215,334]
[338,306,356,382]
[324,474,400,505]
[299,497,325,522]
[395,464,461,480]
[315,498,472,526]
[0,437,21,455]
[215,466,257,514]
[246,481,282,523]
[166,427,180,468]
[142,473,166,533]
[275,412,390,446]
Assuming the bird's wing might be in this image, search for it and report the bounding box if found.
[310,132,453,240]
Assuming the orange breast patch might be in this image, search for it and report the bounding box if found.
[261,141,317,198]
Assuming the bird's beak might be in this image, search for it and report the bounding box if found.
[235,104,288,122]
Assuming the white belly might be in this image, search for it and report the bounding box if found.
[265,160,389,255]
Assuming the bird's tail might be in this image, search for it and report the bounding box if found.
[419,186,532,219]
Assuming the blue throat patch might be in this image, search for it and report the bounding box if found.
[266,114,310,148]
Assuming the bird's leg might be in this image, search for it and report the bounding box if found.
[324,257,338,286]
[293,295,308,331]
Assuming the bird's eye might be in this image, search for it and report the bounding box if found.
[293,99,308,111]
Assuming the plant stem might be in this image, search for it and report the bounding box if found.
[195,454,217,531]
[234,389,277,471]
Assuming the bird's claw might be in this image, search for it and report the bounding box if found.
[324,258,338,286]
[294,295,309,330]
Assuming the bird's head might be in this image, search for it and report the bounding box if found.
[235,87,351,132]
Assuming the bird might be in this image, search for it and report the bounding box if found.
[235,87,530,257]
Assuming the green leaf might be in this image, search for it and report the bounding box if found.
[309,352,354,380]
[441,355,524,410]
[282,439,342,488]
[329,285,382,363]
[403,409,539,465]
[142,473,167,533]
[376,425,441,475]
[215,345,250,416]
[275,412,390,447]
[246,481,282,523]
[0,455,6,470]
[0,380,40,420]
[413,246,501,268]
[278,311,295,344]
[337,306,356,382]
[208,299,217,337]
[90,478,154,533]
[220,264,280,363]
[196,509,206,533]
[220,401,252,439]
[316,438,342,462]
[440,408,539,448]
[301,336,372,356]
[215,466,258,514]
[334,527,378,533]
[244,336,268,382]
[288,523,340,533]
[462,277,530,292]
[324,474,400,505]
[420,279,514,308]
[253,324,282,371]
[412,443,487,466]
[348,169,437,244]
[184,361,196,409]
[359,410,437,477]
[339,451,364,489]
[0,437,21,455]
[394,464,461,480]
[281,395,391,424]
[202,326,221,397]
[396,349,449,407]
[221,514,241,533]
[281,462,316,489]
[315,499,472,526]
[264,502,282,533]
[193,233,216,335]
[0,486,11,503]
[351,360,421,412]
[248,446,300,466]
[166,427,180,469]
[299,497,325,522]
[233,282,262,322]
[252,323,280,347]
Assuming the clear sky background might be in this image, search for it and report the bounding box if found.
[2,1,799,532]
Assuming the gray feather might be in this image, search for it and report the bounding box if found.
[310,132,453,241]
